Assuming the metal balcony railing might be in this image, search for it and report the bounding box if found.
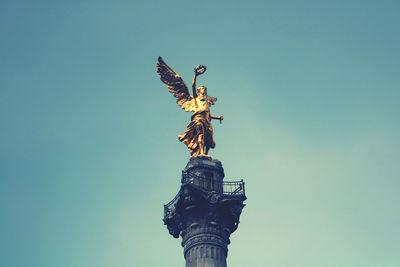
[164,188,181,218]
[164,172,245,218]
[182,171,245,196]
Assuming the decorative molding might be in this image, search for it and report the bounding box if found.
[184,233,227,250]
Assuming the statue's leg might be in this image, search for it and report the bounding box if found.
[198,134,205,155]
[196,123,206,156]
[205,128,212,154]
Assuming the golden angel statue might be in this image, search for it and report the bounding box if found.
[157,57,224,158]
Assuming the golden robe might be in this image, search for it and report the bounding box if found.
[178,110,215,157]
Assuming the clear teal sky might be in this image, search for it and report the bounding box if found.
[1,0,399,266]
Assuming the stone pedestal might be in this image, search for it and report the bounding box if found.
[164,157,246,267]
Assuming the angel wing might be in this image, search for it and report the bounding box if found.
[157,57,196,112]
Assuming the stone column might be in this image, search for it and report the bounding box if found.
[183,225,228,267]
[164,157,246,267]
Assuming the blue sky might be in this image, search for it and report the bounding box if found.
[1,0,399,266]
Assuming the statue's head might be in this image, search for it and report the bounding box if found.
[196,86,207,97]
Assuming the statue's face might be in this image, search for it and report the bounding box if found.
[197,86,207,97]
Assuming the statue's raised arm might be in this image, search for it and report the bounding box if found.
[156,57,224,158]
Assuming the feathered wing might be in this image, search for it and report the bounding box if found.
[157,57,195,112]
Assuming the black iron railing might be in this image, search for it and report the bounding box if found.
[222,180,246,196]
[164,188,181,218]
[164,172,245,218]
[182,171,245,196]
